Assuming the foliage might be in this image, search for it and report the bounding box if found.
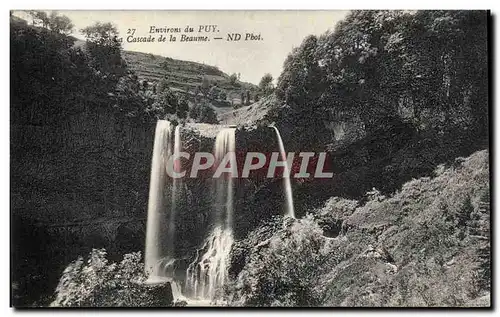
[157,78,169,94]
[27,10,49,27]
[229,73,238,85]
[48,11,74,35]
[176,97,189,119]
[152,88,178,115]
[228,150,490,307]
[10,17,159,125]
[219,91,228,101]
[28,10,74,34]
[258,73,274,96]
[200,76,211,96]
[81,22,126,89]
[209,85,221,100]
[51,249,172,307]
[189,102,218,124]
[274,11,488,149]
[226,215,333,306]
[10,20,99,124]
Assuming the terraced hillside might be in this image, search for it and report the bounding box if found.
[122,50,258,107]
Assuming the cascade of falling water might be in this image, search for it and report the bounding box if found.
[185,128,236,301]
[145,121,183,281]
[145,120,172,276]
[166,125,182,266]
[213,128,236,229]
[271,126,296,218]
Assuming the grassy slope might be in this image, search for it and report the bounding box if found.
[219,95,276,126]
[229,149,490,307]
[122,50,258,105]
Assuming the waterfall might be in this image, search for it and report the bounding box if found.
[144,123,295,304]
[213,128,236,229]
[168,125,181,260]
[186,128,236,301]
[145,120,172,276]
[271,126,295,218]
[145,121,182,279]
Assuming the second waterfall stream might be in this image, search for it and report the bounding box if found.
[185,127,236,302]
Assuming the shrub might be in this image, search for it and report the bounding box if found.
[229,73,238,85]
[189,102,218,124]
[176,97,189,119]
[51,249,172,307]
[225,216,332,306]
[153,88,178,114]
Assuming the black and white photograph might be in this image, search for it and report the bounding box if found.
[9,8,491,308]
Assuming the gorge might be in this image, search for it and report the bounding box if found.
[145,121,296,303]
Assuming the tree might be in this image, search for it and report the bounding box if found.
[258,73,274,96]
[219,91,227,101]
[48,11,74,35]
[81,22,120,46]
[246,90,251,105]
[209,85,220,100]
[229,73,238,85]
[157,78,169,94]
[198,104,218,123]
[189,102,218,124]
[51,249,172,307]
[200,76,210,97]
[27,10,50,28]
[176,97,189,119]
[240,91,245,106]
[153,88,178,114]
[81,22,126,88]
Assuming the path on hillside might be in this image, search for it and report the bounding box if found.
[218,98,272,126]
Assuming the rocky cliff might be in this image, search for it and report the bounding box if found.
[11,103,157,305]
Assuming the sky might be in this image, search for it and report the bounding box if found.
[13,10,348,84]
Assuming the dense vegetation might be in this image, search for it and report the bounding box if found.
[51,250,173,307]
[10,13,223,127]
[272,10,488,150]
[226,150,490,307]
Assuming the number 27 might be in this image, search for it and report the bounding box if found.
[127,28,136,36]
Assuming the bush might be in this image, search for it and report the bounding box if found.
[51,249,172,307]
[189,102,218,124]
[153,88,178,114]
[229,73,238,85]
[176,97,189,119]
[225,216,332,306]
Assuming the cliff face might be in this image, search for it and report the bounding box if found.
[11,104,156,306]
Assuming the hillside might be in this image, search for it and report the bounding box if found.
[219,95,276,126]
[12,14,259,119]
[122,50,258,109]
[227,150,490,307]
